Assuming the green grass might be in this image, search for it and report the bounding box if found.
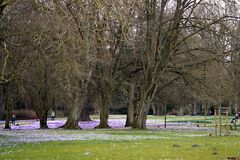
[1,131,240,160]
[0,135,7,139]
[1,115,239,159]
[92,115,238,124]
[148,115,230,122]
[145,115,240,128]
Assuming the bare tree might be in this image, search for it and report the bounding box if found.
[128,0,233,129]
[0,0,44,129]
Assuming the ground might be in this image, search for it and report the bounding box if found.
[0,115,239,160]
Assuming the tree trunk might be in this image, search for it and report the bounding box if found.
[79,99,92,121]
[36,63,49,129]
[193,102,197,116]
[233,50,238,130]
[125,82,135,127]
[0,85,5,120]
[34,107,49,129]
[164,102,167,128]
[204,102,208,127]
[39,111,48,129]
[156,104,164,115]
[151,103,157,115]
[63,97,82,129]
[133,96,151,129]
[2,82,11,129]
[234,95,238,130]
[95,93,110,128]
[179,106,185,116]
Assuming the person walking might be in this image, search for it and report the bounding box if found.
[51,111,55,121]
[11,115,16,125]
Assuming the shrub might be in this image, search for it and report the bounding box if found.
[12,110,38,120]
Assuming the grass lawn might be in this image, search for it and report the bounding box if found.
[94,115,238,125]
[1,130,240,160]
[1,115,239,159]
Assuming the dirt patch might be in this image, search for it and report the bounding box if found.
[172,144,181,148]
[192,144,200,148]
[227,157,238,160]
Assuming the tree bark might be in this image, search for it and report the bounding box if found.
[2,82,11,129]
[133,103,149,129]
[95,93,110,128]
[0,85,5,119]
[133,95,151,129]
[79,99,92,121]
[37,63,50,129]
[193,102,197,116]
[151,103,157,115]
[34,107,49,129]
[125,82,135,127]
[62,97,82,129]
[179,106,185,116]
[156,104,164,115]
[234,94,238,130]
[39,111,48,129]
[164,102,167,128]
[204,102,208,127]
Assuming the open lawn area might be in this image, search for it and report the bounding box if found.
[0,115,240,160]
[0,130,240,160]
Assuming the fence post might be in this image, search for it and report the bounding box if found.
[214,109,217,136]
